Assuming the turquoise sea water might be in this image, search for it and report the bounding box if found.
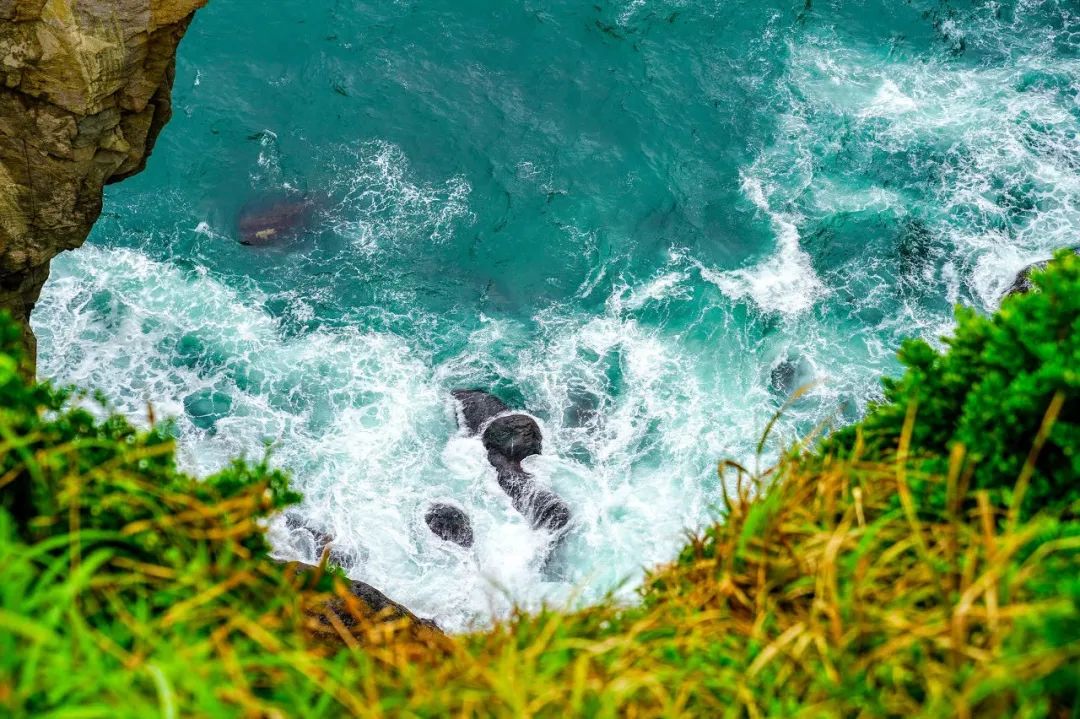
[32,1,1080,630]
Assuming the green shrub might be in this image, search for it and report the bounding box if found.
[831,249,1080,518]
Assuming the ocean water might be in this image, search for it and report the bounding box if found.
[32,0,1080,630]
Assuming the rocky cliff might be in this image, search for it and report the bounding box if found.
[0,0,207,367]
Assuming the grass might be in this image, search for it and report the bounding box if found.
[2,254,1079,717]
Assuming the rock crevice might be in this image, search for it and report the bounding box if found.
[0,0,207,365]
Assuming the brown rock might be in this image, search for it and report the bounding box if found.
[0,0,207,369]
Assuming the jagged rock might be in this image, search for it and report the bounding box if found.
[237,195,317,246]
[424,503,474,548]
[489,451,571,533]
[0,0,207,368]
[451,389,509,435]
[483,413,543,463]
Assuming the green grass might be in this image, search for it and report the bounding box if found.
[1,254,1079,717]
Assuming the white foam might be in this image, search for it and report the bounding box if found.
[859,79,918,118]
[324,140,472,252]
[701,174,826,315]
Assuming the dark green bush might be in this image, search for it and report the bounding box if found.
[831,249,1080,518]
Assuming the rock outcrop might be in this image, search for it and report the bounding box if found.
[451,389,509,435]
[482,413,543,463]
[452,389,571,533]
[0,0,208,367]
[277,560,441,633]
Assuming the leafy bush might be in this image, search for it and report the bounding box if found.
[830,249,1080,519]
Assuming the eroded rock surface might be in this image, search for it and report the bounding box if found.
[0,0,208,366]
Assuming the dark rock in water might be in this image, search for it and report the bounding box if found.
[453,389,571,532]
[1005,260,1048,297]
[425,503,475,548]
[483,414,543,463]
[489,452,571,533]
[237,196,317,246]
[451,389,509,435]
[283,514,355,568]
[520,486,572,533]
[769,354,815,397]
[1004,247,1080,298]
[770,361,797,396]
[342,580,440,631]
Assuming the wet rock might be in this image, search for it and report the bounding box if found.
[283,514,355,568]
[277,559,440,632]
[451,389,571,532]
[770,361,797,396]
[489,452,571,533]
[1004,247,1080,298]
[425,503,474,548]
[237,196,317,246]
[1005,260,1048,297]
[342,580,440,631]
[482,414,543,463]
[451,389,509,435]
[769,354,815,398]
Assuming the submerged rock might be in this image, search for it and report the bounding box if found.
[769,354,815,398]
[183,389,232,430]
[482,414,543,463]
[237,196,317,246]
[425,503,475,548]
[451,389,509,435]
[770,361,797,396]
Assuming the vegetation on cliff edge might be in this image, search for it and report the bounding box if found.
[1,254,1079,717]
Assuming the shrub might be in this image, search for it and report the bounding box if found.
[830,249,1080,519]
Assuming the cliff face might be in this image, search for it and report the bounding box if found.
[0,0,207,366]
